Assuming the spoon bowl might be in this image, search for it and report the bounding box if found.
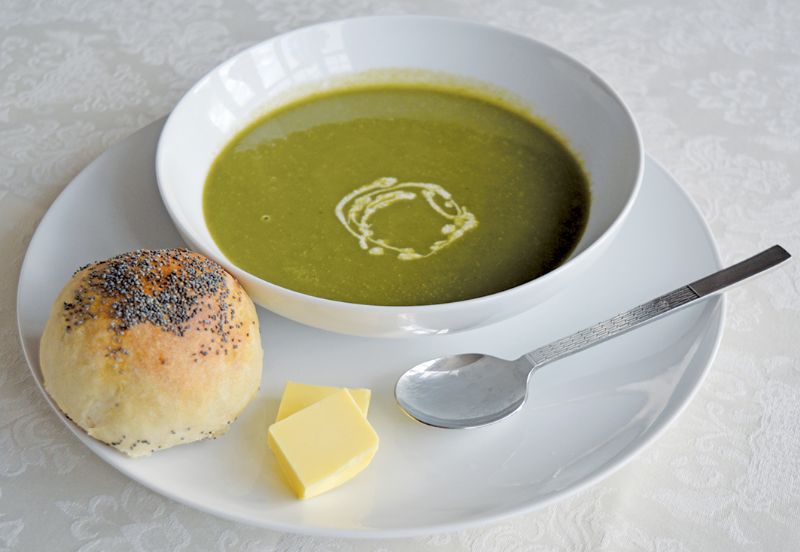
[395,354,531,429]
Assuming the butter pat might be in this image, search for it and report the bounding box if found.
[268,389,379,499]
[275,381,371,421]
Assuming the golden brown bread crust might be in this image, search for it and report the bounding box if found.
[39,249,263,457]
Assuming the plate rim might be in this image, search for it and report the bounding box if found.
[16,120,725,538]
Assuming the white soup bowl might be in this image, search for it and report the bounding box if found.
[156,16,643,337]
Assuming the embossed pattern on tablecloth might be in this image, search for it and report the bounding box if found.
[1,1,799,550]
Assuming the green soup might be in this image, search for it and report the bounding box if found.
[204,85,590,306]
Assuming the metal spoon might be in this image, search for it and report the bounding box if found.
[395,245,791,429]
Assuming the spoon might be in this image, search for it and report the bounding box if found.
[395,245,791,429]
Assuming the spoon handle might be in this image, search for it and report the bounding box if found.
[524,245,791,368]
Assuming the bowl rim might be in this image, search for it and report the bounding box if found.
[156,14,644,313]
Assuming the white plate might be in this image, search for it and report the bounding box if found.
[17,119,724,538]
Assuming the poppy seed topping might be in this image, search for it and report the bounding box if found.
[62,249,238,350]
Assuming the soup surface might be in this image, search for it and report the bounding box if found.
[204,85,590,306]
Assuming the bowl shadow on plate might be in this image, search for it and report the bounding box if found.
[101,119,185,252]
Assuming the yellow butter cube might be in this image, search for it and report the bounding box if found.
[268,389,379,499]
[275,381,371,421]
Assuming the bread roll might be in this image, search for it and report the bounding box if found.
[39,249,263,457]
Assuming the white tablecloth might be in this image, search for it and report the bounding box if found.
[2,1,799,550]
